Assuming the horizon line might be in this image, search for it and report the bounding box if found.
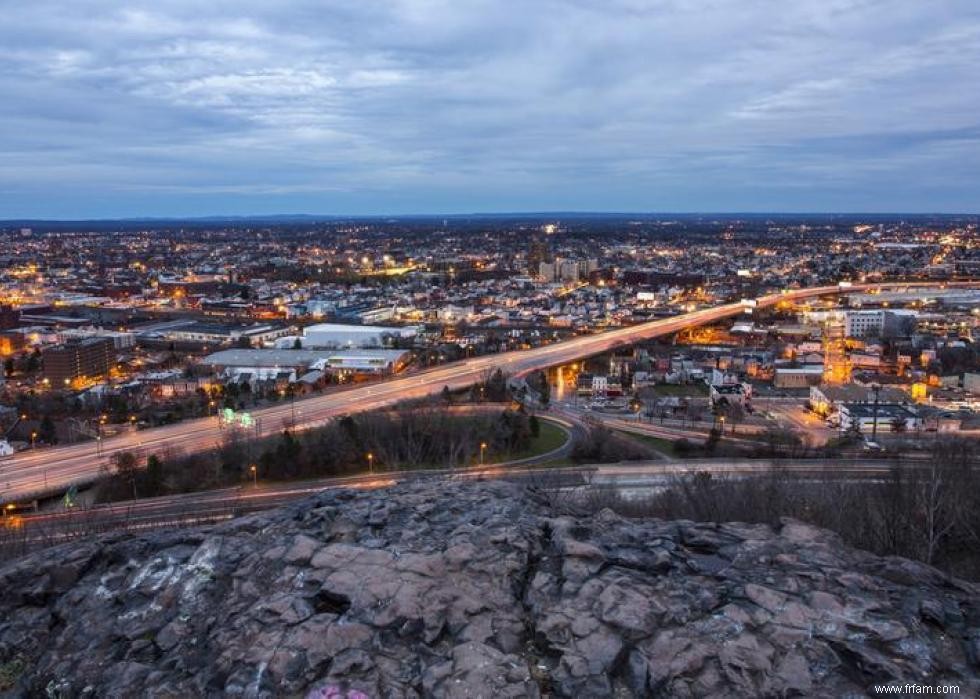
[2,209,979,224]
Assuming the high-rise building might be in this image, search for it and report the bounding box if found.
[42,337,113,387]
[559,259,580,282]
[579,259,599,276]
[538,261,557,282]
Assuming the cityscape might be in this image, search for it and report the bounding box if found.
[2,1,980,697]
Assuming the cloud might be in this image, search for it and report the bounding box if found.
[0,0,978,216]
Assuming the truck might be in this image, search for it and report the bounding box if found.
[0,439,14,458]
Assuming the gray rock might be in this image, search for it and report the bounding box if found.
[0,479,977,697]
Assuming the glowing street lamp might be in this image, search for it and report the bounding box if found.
[480,442,487,465]
[30,431,37,449]
[249,464,258,488]
[366,452,374,473]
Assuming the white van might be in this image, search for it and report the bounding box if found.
[0,439,14,458]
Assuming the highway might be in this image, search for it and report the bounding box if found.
[0,281,969,504]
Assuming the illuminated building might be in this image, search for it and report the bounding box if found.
[42,337,113,386]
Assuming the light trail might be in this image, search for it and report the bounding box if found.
[0,281,973,504]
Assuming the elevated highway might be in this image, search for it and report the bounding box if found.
[0,281,972,503]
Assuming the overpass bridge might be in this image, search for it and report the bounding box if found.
[0,280,974,504]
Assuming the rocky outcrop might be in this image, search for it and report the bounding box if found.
[1,480,978,697]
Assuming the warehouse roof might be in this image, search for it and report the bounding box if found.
[201,348,409,368]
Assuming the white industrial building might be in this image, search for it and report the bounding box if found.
[845,310,885,338]
[162,322,293,346]
[844,310,917,339]
[838,403,921,433]
[285,323,419,349]
[201,348,412,382]
[59,328,136,349]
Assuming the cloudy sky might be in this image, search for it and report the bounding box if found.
[1,0,978,217]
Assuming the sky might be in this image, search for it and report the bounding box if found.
[1,0,979,218]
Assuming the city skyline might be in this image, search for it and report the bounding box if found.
[3,3,980,694]
[2,1,979,218]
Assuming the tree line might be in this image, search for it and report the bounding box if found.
[578,437,980,580]
[96,405,539,503]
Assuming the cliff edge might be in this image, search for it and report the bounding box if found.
[1,480,978,697]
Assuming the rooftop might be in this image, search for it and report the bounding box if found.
[201,348,410,368]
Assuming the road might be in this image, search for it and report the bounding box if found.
[0,456,934,556]
[0,281,970,504]
[763,403,835,446]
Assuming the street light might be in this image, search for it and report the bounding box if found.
[30,431,37,449]
[249,464,258,488]
[366,452,374,473]
[480,442,487,465]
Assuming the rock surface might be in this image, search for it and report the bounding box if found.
[1,480,979,697]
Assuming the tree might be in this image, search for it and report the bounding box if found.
[143,454,165,496]
[110,451,140,499]
[484,368,508,402]
[293,337,303,350]
[705,427,722,454]
[25,349,40,373]
[529,414,541,439]
[537,371,551,407]
[718,402,745,433]
[39,415,57,445]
